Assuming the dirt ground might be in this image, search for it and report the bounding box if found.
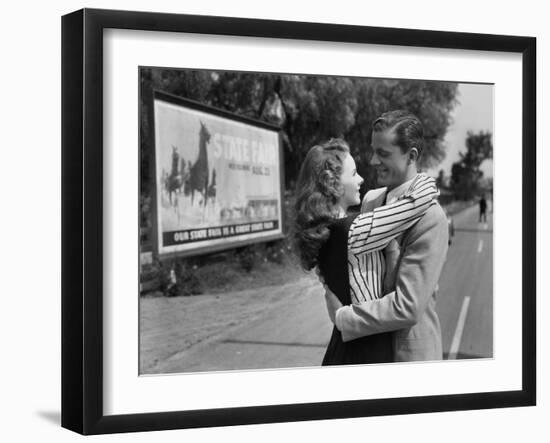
[139,272,319,373]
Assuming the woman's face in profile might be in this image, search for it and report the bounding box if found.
[338,153,364,210]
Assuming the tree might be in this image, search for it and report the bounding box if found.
[139,69,460,199]
[450,131,493,200]
[345,79,458,191]
[280,75,359,185]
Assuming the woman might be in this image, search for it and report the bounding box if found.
[293,138,437,365]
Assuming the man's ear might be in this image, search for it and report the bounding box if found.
[408,147,419,163]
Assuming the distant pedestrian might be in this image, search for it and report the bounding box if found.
[479,195,487,223]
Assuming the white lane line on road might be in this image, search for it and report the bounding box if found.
[478,239,483,253]
[448,296,471,360]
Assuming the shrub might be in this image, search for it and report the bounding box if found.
[144,258,203,297]
[235,245,258,272]
[265,239,292,265]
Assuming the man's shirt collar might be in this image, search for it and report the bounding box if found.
[385,174,419,204]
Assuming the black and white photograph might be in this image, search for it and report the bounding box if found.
[139,68,494,375]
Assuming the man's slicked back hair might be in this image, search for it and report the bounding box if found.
[372,110,424,158]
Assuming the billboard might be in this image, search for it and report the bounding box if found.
[151,91,284,257]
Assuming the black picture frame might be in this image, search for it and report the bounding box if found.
[62,8,536,435]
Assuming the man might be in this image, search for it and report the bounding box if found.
[324,110,449,362]
[479,195,487,223]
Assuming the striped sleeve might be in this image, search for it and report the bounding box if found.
[348,174,438,255]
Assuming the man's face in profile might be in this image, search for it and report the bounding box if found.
[370,128,412,190]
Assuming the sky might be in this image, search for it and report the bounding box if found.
[427,83,494,179]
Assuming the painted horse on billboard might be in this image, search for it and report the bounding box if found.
[185,121,211,209]
[165,145,186,207]
[163,122,213,221]
[207,168,217,205]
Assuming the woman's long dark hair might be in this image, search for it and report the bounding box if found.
[292,139,350,271]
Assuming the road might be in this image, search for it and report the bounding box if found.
[437,204,493,359]
[146,203,493,374]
